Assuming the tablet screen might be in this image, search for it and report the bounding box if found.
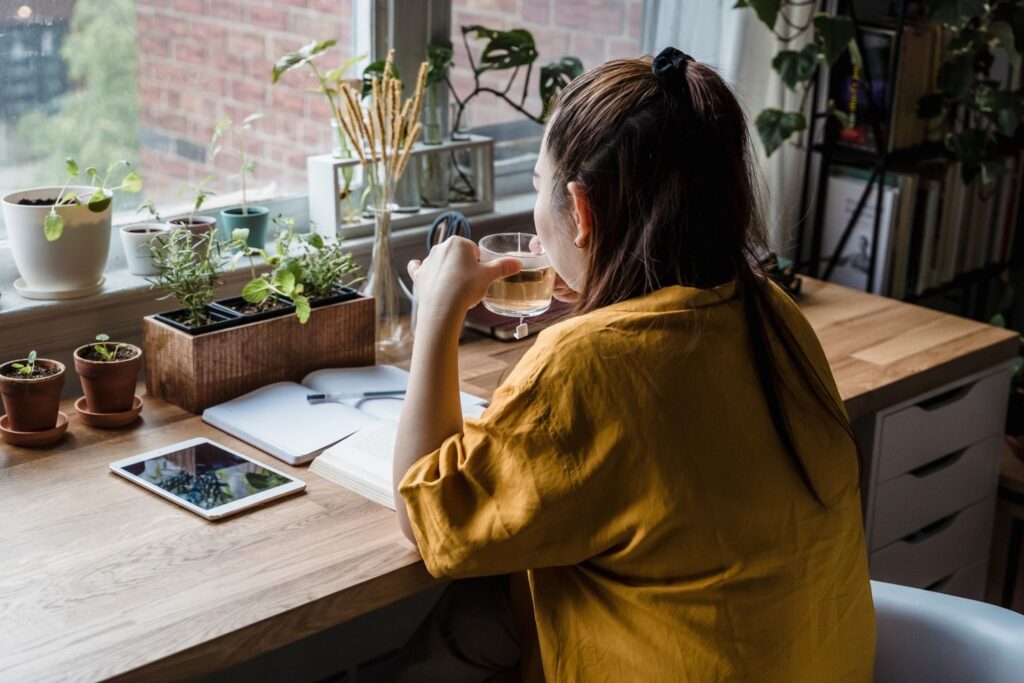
[119,441,294,510]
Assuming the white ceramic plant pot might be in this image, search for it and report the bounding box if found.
[120,222,169,276]
[1,186,113,299]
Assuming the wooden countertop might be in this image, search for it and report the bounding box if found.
[0,278,1017,680]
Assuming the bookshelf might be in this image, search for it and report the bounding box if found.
[794,0,1023,321]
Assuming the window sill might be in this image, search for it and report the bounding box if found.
[0,193,535,381]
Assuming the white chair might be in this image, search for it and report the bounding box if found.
[872,580,1024,683]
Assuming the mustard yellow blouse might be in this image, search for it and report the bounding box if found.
[400,281,876,682]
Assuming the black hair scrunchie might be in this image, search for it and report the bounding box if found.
[652,46,695,102]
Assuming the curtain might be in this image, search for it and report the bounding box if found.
[642,1,814,257]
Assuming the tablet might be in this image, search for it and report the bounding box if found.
[110,437,305,520]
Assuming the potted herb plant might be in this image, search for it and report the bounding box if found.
[73,333,143,415]
[120,198,169,276]
[212,222,298,323]
[1,158,142,299]
[147,228,239,335]
[210,114,271,249]
[168,175,217,237]
[0,351,66,434]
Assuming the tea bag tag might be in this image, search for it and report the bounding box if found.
[514,320,528,340]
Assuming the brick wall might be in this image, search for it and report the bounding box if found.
[449,0,646,130]
[136,0,356,208]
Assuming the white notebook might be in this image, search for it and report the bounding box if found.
[202,365,488,472]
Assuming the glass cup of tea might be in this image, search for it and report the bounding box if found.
[479,233,555,338]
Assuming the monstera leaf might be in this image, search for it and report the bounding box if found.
[464,26,538,73]
[540,57,583,120]
[772,44,822,91]
[272,39,336,83]
[756,109,807,156]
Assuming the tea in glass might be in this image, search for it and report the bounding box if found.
[479,233,555,317]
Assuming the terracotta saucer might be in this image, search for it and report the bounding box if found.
[0,411,69,447]
[75,395,144,429]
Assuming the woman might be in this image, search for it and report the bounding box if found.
[389,48,875,682]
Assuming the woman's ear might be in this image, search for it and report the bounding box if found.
[567,181,592,248]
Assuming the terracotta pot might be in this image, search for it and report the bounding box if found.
[74,343,142,413]
[168,215,217,238]
[0,358,66,431]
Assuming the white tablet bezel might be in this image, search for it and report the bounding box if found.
[109,437,305,520]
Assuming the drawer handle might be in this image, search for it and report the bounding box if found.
[925,573,955,592]
[909,448,966,478]
[915,383,974,411]
[903,510,960,544]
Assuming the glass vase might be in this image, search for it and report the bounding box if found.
[361,207,415,362]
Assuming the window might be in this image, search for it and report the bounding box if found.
[448,0,647,194]
[0,0,369,240]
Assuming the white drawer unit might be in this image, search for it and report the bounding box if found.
[870,497,997,589]
[857,362,1014,600]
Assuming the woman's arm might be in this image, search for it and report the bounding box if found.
[394,237,521,543]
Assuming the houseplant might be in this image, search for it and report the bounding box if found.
[272,40,365,224]
[334,49,428,359]
[147,228,237,335]
[0,350,66,436]
[120,198,169,276]
[168,175,217,237]
[214,218,300,323]
[1,158,142,299]
[73,333,143,417]
[211,113,271,248]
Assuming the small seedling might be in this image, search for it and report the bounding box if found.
[91,334,125,362]
[210,113,263,215]
[137,198,161,221]
[179,175,216,226]
[11,351,38,377]
[45,158,143,241]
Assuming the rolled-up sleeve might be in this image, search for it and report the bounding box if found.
[399,353,614,578]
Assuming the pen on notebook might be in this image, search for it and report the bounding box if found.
[306,389,407,404]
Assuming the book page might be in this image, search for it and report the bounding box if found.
[202,382,374,463]
[312,420,399,509]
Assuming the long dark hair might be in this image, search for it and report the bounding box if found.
[544,55,856,504]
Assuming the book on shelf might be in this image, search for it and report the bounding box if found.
[829,23,941,154]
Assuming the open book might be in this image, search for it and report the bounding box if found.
[203,365,488,509]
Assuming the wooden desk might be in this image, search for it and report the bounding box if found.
[0,278,1017,681]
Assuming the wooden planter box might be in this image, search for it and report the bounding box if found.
[143,295,375,413]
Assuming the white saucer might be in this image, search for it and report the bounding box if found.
[13,277,105,300]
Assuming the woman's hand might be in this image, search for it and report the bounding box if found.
[408,236,522,328]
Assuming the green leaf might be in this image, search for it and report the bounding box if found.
[88,190,111,213]
[755,108,807,156]
[272,269,296,295]
[990,21,1021,69]
[361,59,401,98]
[294,295,311,324]
[63,191,78,205]
[231,228,250,243]
[306,233,325,250]
[772,44,821,91]
[65,157,79,177]
[539,57,584,121]
[937,52,975,102]
[746,0,780,30]
[119,170,142,193]
[733,0,749,7]
[271,39,337,83]
[242,278,272,304]
[827,99,852,129]
[991,313,1007,328]
[96,333,110,342]
[977,88,1024,137]
[44,210,64,241]
[426,41,455,87]
[927,0,987,30]
[242,112,263,126]
[464,26,538,73]
[814,15,855,66]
